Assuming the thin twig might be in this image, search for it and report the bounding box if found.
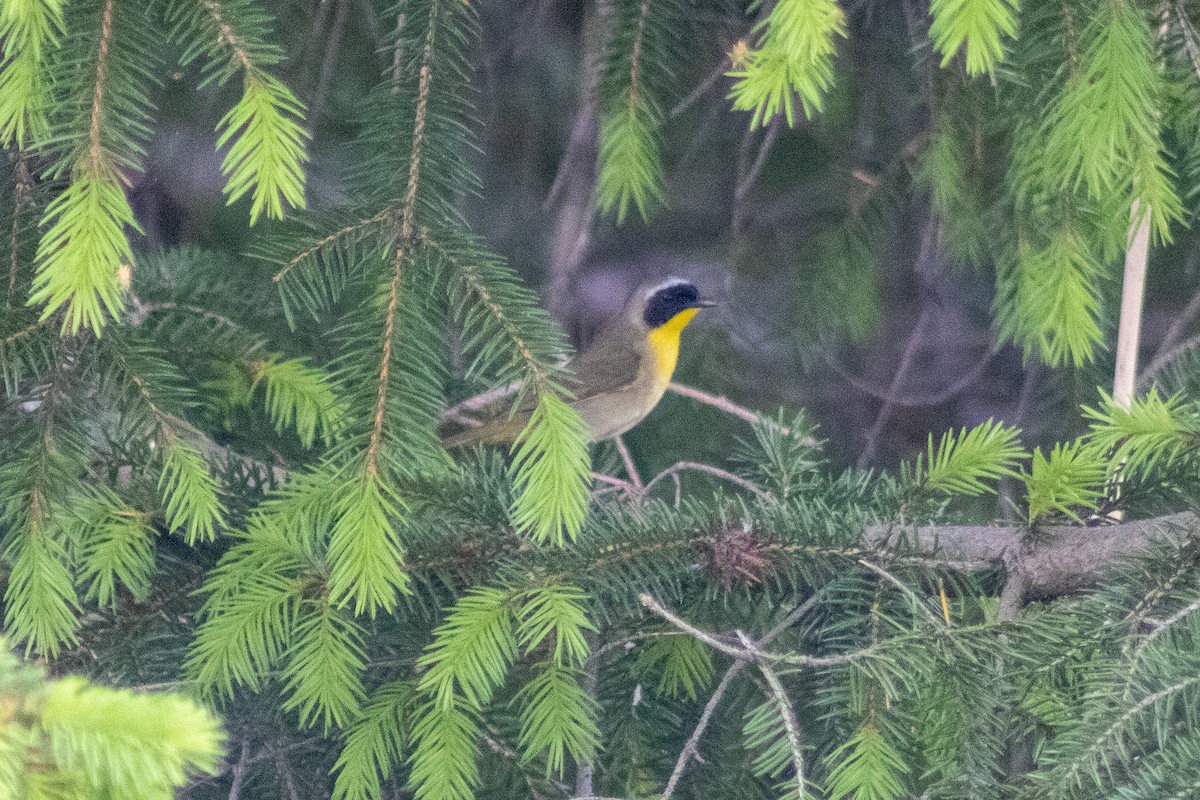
[670,56,730,119]
[741,633,807,799]
[827,348,993,408]
[1139,253,1200,388]
[613,435,643,489]
[667,382,818,446]
[312,0,350,119]
[857,302,933,468]
[227,740,250,800]
[657,589,829,800]
[659,660,747,800]
[640,593,874,669]
[643,461,768,499]
[856,558,946,629]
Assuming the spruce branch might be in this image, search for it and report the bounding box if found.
[727,0,847,127]
[928,0,1018,76]
[0,0,65,147]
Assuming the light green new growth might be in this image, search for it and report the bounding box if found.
[1040,0,1181,242]
[331,682,414,800]
[509,392,593,546]
[249,356,349,447]
[30,173,136,334]
[409,583,596,795]
[824,723,910,800]
[997,228,1103,368]
[169,0,309,223]
[912,418,1024,496]
[1083,389,1200,478]
[280,598,368,733]
[1,641,222,799]
[515,663,601,777]
[0,0,65,147]
[3,506,80,658]
[327,470,410,616]
[728,0,847,127]
[929,0,1019,76]
[635,633,715,701]
[216,72,309,223]
[417,586,518,711]
[1023,441,1105,523]
[74,487,156,608]
[597,99,665,223]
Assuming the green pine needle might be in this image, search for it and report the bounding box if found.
[2,510,80,658]
[824,723,910,800]
[250,356,348,448]
[326,471,410,617]
[407,701,480,800]
[1023,441,1106,524]
[159,434,225,545]
[634,633,714,701]
[928,0,1018,76]
[75,488,156,608]
[40,676,224,792]
[514,663,600,777]
[29,172,137,334]
[913,419,1025,497]
[516,583,595,668]
[332,681,414,800]
[1082,389,1200,478]
[216,71,309,224]
[996,227,1104,368]
[597,97,665,223]
[417,585,517,711]
[0,0,65,147]
[508,392,592,547]
[727,0,846,128]
[280,599,367,733]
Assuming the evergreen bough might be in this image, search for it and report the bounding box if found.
[6,2,1200,800]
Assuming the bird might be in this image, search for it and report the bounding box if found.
[442,276,715,447]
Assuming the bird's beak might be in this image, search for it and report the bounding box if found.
[693,298,718,308]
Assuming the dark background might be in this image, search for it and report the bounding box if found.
[126,0,1200,485]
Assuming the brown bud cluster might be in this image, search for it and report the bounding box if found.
[695,525,774,587]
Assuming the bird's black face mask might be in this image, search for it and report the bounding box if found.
[643,281,712,328]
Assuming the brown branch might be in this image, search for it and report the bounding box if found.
[868,512,1198,601]
[367,2,439,475]
[86,0,116,175]
[667,382,818,446]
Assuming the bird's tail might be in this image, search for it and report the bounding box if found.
[439,414,530,450]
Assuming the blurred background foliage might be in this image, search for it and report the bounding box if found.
[11,0,1200,799]
[117,0,1200,479]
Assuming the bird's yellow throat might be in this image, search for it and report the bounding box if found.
[648,307,699,387]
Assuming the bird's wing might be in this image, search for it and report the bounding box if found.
[562,324,645,400]
[440,326,645,448]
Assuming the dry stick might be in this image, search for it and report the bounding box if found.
[1115,202,1151,409]
[643,461,768,499]
[857,302,934,469]
[1109,202,1153,522]
[827,347,993,409]
[312,0,350,119]
[657,589,829,800]
[613,435,643,489]
[740,631,807,800]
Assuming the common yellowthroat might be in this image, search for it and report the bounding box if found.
[442,277,715,447]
